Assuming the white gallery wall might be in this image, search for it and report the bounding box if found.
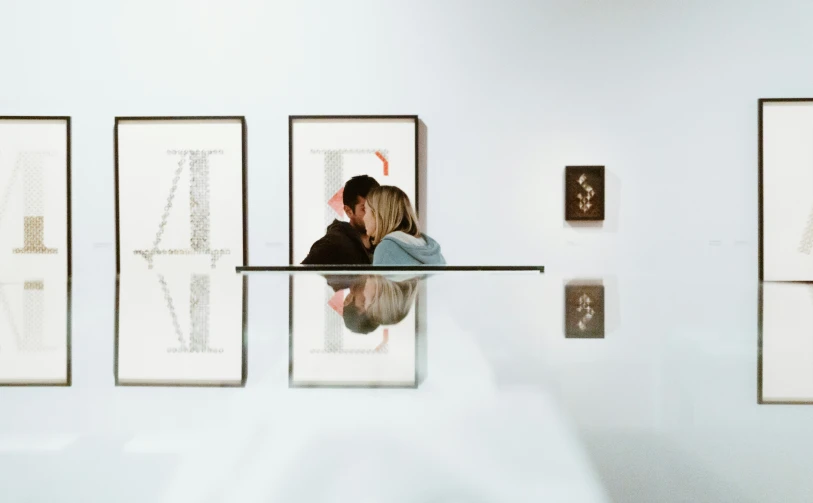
[4,0,812,278]
[5,2,813,500]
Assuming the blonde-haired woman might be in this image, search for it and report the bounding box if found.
[363,185,446,266]
[364,275,420,326]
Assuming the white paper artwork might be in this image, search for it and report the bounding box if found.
[761,282,813,403]
[290,117,418,264]
[116,271,244,386]
[116,118,245,274]
[115,117,246,386]
[0,117,70,385]
[762,101,813,280]
[290,274,418,387]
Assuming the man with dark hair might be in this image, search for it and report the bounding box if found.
[342,276,381,335]
[322,275,380,334]
[343,303,380,334]
[302,175,380,265]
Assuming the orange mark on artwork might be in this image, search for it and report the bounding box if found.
[375,151,389,176]
[328,188,345,216]
[328,289,345,316]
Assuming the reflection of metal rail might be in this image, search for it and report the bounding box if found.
[238,265,545,273]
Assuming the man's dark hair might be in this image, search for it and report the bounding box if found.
[343,304,380,334]
[343,175,380,209]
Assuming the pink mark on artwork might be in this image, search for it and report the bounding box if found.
[328,289,345,316]
[328,188,345,217]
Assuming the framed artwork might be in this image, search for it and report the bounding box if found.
[114,117,247,387]
[759,98,813,281]
[289,115,419,264]
[0,116,71,386]
[759,282,813,404]
[290,274,419,387]
[0,117,71,279]
[115,117,247,275]
[116,271,246,386]
[564,281,604,339]
[565,165,604,221]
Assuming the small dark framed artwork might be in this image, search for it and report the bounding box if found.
[565,282,605,339]
[565,165,604,221]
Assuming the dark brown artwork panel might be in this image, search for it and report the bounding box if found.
[565,166,604,221]
[565,283,605,339]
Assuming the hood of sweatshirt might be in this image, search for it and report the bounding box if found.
[379,232,445,265]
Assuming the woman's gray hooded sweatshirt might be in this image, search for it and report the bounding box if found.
[372,232,446,266]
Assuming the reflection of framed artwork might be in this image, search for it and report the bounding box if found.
[115,271,246,386]
[0,117,71,386]
[0,278,70,385]
[759,99,813,281]
[115,117,247,275]
[290,274,418,387]
[759,282,813,404]
[289,115,419,264]
[564,281,604,339]
[565,166,604,221]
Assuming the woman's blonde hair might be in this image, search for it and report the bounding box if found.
[365,185,421,244]
[365,276,420,326]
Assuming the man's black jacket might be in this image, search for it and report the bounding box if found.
[301,220,373,265]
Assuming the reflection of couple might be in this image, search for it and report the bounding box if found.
[329,275,420,335]
[302,176,446,266]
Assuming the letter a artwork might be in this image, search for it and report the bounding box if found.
[134,149,230,269]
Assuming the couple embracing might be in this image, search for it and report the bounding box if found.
[302,175,446,266]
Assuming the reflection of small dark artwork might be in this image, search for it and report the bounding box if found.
[565,166,604,221]
[565,284,604,338]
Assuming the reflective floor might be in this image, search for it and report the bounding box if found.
[1,267,812,502]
